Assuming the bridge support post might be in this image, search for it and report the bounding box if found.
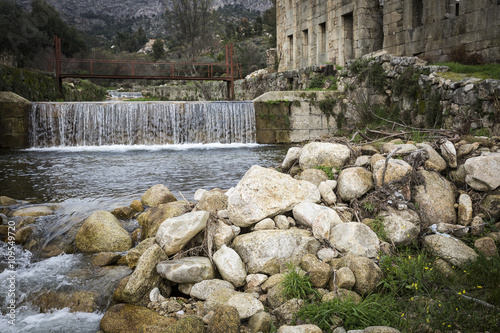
[53,36,63,98]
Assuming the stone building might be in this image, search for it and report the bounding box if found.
[276,0,500,71]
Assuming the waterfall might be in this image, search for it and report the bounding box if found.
[28,101,256,147]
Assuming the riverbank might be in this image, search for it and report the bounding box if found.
[1,134,499,332]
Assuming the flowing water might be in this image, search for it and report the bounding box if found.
[0,101,288,332]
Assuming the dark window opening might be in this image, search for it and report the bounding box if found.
[302,29,309,59]
[319,22,327,54]
[288,35,294,62]
[342,12,354,61]
[412,0,423,27]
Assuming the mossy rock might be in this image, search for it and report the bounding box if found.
[163,316,204,333]
[100,303,176,333]
[75,211,133,253]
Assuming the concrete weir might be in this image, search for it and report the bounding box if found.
[0,92,30,149]
[253,91,337,144]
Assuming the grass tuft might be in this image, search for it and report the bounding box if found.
[280,263,319,301]
[294,294,398,332]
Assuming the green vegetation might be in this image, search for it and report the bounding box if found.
[313,166,335,180]
[392,68,422,99]
[295,294,398,332]
[113,27,148,53]
[280,263,319,300]
[0,0,87,67]
[350,58,386,93]
[308,74,338,90]
[0,64,105,101]
[436,62,500,80]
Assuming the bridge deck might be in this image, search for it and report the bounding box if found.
[51,37,241,99]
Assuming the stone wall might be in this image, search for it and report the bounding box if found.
[146,54,500,144]
[275,0,500,71]
[383,0,500,62]
[254,91,339,144]
[0,92,30,149]
[253,54,500,143]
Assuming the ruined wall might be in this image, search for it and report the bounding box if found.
[276,0,383,71]
[276,0,500,71]
[383,0,500,62]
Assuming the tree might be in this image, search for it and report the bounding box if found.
[152,39,165,60]
[164,0,220,59]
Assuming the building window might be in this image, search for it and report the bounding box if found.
[411,0,423,28]
[342,13,354,62]
[319,22,327,54]
[288,0,293,10]
[302,29,309,60]
[447,0,460,17]
[288,35,294,62]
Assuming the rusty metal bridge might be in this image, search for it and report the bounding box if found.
[49,36,242,100]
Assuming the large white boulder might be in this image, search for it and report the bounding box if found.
[337,167,373,201]
[226,166,320,227]
[298,142,351,170]
[372,159,412,187]
[281,147,302,170]
[413,170,456,227]
[232,229,321,275]
[157,257,215,284]
[155,211,209,256]
[379,207,420,246]
[213,245,247,287]
[423,234,478,267]
[190,279,235,300]
[292,202,343,241]
[464,153,500,191]
[330,222,380,258]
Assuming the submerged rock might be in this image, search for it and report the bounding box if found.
[226,165,320,227]
[33,290,99,313]
[11,205,54,217]
[0,196,19,206]
[75,211,133,253]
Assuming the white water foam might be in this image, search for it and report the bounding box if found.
[23,142,262,152]
[0,307,103,333]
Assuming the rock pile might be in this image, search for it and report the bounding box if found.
[2,136,499,332]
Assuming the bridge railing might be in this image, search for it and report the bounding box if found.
[48,58,242,80]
